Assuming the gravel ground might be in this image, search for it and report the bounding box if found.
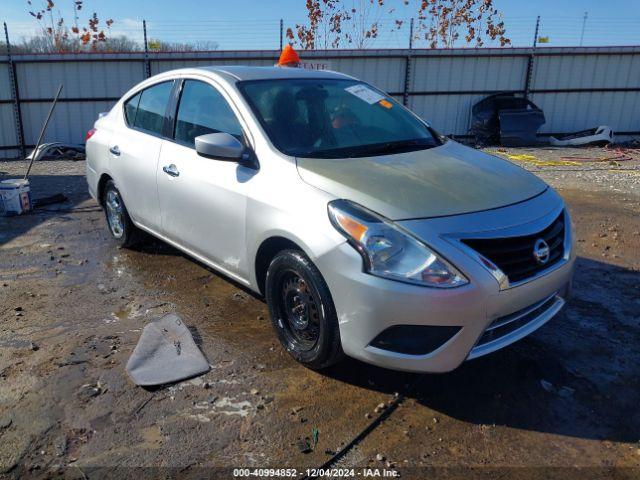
[485,145,640,195]
[1,146,639,479]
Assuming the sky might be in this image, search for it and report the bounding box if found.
[2,0,639,49]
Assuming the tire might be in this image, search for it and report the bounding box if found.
[102,180,138,248]
[265,249,344,369]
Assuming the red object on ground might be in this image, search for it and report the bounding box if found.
[278,45,300,66]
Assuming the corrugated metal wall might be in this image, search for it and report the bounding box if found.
[0,62,19,158]
[0,47,638,159]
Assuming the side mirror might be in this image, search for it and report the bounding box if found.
[195,132,244,161]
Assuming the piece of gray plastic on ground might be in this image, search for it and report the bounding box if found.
[26,142,85,162]
[549,126,613,146]
[126,313,209,386]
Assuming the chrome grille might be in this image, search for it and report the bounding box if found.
[467,292,565,360]
[476,294,559,348]
[462,211,565,284]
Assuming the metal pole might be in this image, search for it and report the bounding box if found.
[579,11,588,46]
[524,16,541,99]
[3,22,26,160]
[403,18,414,107]
[279,18,283,51]
[143,20,151,78]
[532,15,541,50]
[408,16,414,50]
[24,84,63,179]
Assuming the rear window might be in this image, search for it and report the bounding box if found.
[124,92,141,126]
[124,81,173,135]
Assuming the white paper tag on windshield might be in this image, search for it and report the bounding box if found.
[345,85,385,104]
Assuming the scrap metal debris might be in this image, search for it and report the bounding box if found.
[26,142,85,162]
[77,382,104,402]
[471,93,545,147]
[550,126,613,147]
[126,313,209,386]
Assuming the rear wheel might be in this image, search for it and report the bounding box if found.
[265,250,343,369]
[103,180,138,248]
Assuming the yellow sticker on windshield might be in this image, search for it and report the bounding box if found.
[379,99,393,109]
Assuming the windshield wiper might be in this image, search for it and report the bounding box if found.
[292,139,436,159]
[346,139,435,157]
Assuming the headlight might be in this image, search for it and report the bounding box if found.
[328,199,468,288]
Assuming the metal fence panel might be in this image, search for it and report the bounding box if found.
[0,104,18,158]
[328,57,406,92]
[410,93,487,136]
[20,100,114,146]
[15,60,145,100]
[533,53,640,90]
[0,63,12,101]
[531,91,640,134]
[0,47,639,157]
[411,55,528,93]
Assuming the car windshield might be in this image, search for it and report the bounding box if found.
[238,78,440,158]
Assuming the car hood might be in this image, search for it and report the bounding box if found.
[296,140,548,220]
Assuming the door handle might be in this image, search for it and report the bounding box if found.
[109,145,121,156]
[163,164,180,177]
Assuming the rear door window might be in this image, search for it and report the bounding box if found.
[123,92,141,126]
[174,80,243,147]
[126,81,173,135]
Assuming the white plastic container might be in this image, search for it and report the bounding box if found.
[0,179,32,216]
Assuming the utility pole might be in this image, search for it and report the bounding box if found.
[579,11,588,46]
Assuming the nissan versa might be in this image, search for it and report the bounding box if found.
[86,66,576,372]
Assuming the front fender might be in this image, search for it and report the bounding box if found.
[246,193,345,290]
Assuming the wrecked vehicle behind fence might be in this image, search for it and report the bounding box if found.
[471,92,546,147]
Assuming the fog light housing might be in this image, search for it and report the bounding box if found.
[369,325,461,356]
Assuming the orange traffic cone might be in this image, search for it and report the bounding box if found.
[277,44,300,67]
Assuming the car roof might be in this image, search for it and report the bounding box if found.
[194,65,354,82]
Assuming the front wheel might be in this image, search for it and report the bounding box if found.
[265,250,343,369]
[103,180,138,248]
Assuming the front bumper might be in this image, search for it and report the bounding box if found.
[315,189,576,373]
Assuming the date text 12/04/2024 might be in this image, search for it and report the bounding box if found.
[232,468,400,477]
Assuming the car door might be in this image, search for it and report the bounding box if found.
[156,78,254,280]
[109,80,174,232]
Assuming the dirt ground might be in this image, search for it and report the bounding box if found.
[1,146,639,479]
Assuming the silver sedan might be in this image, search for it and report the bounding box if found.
[86,66,575,372]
